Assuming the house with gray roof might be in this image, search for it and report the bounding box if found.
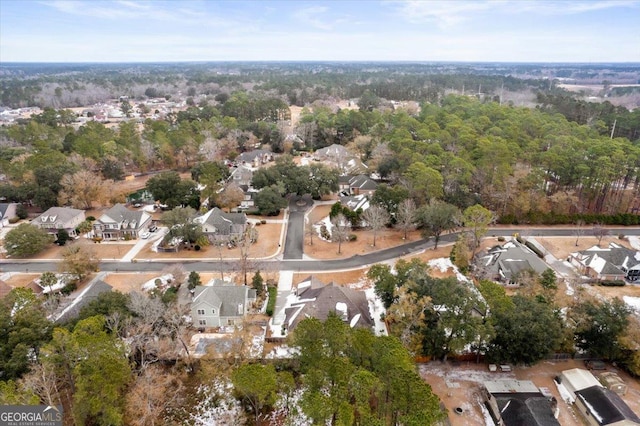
[574,385,640,426]
[483,380,560,426]
[569,243,640,282]
[93,203,152,240]
[0,203,18,228]
[33,207,85,237]
[229,165,254,189]
[314,144,366,174]
[196,207,247,242]
[477,240,550,285]
[54,280,113,323]
[283,276,375,333]
[236,149,273,167]
[190,280,257,328]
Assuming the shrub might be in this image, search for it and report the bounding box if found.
[255,222,261,226]
[8,217,20,224]
[525,240,544,258]
[261,219,267,224]
[266,286,277,316]
[320,224,331,240]
[61,282,77,295]
[86,216,96,222]
[16,204,28,220]
[599,280,625,287]
[349,234,357,241]
[618,234,626,240]
[194,245,201,251]
[497,236,505,242]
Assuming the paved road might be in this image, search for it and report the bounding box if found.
[3,227,640,273]
[282,195,313,260]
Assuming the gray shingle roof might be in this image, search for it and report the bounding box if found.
[193,283,256,318]
[202,208,247,236]
[494,394,560,426]
[55,280,113,323]
[33,207,84,227]
[285,276,374,331]
[576,385,640,425]
[480,241,549,282]
[98,203,148,229]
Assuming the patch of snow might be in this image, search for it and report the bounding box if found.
[187,380,246,425]
[577,394,604,423]
[564,277,575,296]
[623,296,640,313]
[555,381,575,404]
[141,274,173,291]
[365,287,388,336]
[265,345,300,359]
[629,236,640,250]
[264,387,311,426]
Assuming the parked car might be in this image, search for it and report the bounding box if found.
[585,360,606,370]
[149,224,157,232]
[140,231,150,239]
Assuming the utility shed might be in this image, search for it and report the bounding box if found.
[560,368,602,398]
[598,372,628,396]
[483,380,560,426]
[574,385,640,426]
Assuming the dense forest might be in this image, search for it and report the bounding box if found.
[2,90,638,220]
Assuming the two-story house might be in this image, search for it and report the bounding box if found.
[195,207,247,243]
[92,203,152,240]
[33,207,85,237]
[190,280,257,328]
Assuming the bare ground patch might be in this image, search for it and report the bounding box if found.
[134,223,282,260]
[535,235,633,260]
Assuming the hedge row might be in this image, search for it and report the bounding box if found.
[498,212,640,226]
[525,240,545,258]
[598,280,626,287]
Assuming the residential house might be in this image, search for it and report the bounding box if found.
[190,280,257,328]
[483,380,560,426]
[93,203,152,240]
[478,240,550,285]
[54,280,113,323]
[283,276,375,333]
[33,207,85,237]
[339,194,370,213]
[0,203,18,228]
[574,385,640,426]
[314,144,366,174]
[559,368,603,401]
[196,207,247,242]
[236,149,273,167]
[339,174,378,196]
[569,243,640,282]
[229,165,254,189]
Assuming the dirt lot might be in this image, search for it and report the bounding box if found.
[305,204,427,259]
[420,359,640,426]
[134,223,282,260]
[535,235,634,260]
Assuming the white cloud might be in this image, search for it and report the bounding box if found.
[392,0,640,27]
[292,5,335,31]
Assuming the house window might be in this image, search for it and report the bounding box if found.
[197,309,205,315]
[198,320,206,326]
[212,309,216,314]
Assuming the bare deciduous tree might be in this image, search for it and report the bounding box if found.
[362,205,390,247]
[331,213,351,254]
[58,170,112,209]
[216,183,245,212]
[593,224,609,247]
[395,198,417,240]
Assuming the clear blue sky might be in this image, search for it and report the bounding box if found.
[1,0,639,63]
